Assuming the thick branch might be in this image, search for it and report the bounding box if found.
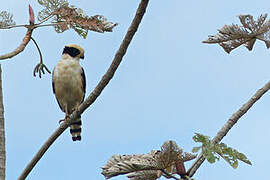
[17,0,150,179]
[77,0,149,114]
[0,27,33,60]
[0,65,5,179]
[187,80,270,177]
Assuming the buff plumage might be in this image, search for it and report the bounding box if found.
[52,44,86,141]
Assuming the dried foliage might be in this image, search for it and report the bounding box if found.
[127,170,162,180]
[38,0,118,38]
[102,154,160,179]
[203,14,270,53]
[0,11,16,28]
[192,133,252,169]
[102,141,196,179]
[38,0,68,20]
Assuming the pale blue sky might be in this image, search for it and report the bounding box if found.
[1,0,270,179]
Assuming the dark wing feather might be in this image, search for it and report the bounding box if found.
[81,67,86,102]
[52,79,56,94]
[52,68,65,112]
[55,97,64,113]
[52,68,56,94]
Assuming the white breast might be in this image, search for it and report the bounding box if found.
[53,57,84,113]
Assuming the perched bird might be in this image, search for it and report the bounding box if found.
[52,44,86,141]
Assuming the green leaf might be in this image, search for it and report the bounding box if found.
[193,133,211,144]
[235,152,252,165]
[37,0,44,5]
[74,26,88,39]
[232,160,238,169]
[203,149,216,163]
[192,146,201,153]
[192,133,252,169]
[212,144,223,155]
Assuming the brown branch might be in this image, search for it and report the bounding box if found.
[36,13,54,25]
[32,23,62,28]
[0,24,28,29]
[187,80,270,177]
[0,21,61,61]
[17,0,150,179]
[0,22,60,29]
[161,170,180,180]
[0,65,5,179]
[0,4,53,60]
[0,27,33,60]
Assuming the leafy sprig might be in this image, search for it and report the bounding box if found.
[192,133,251,169]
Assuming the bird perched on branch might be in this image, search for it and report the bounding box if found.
[52,44,86,141]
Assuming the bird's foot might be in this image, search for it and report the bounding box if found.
[58,113,71,124]
[58,119,65,124]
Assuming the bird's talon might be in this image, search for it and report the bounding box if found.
[58,119,65,124]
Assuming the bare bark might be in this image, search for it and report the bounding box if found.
[0,28,33,60]
[187,80,270,177]
[17,0,150,179]
[0,65,5,180]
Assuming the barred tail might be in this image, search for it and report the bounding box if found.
[70,117,82,141]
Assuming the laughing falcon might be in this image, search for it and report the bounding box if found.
[52,44,86,141]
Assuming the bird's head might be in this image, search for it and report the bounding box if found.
[62,44,85,60]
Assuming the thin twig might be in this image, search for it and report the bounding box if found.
[36,13,54,25]
[161,170,180,180]
[33,22,63,28]
[0,22,61,29]
[17,0,150,179]
[0,27,34,60]
[0,24,28,29]
[187,80,270,177]
[0,21,62,60]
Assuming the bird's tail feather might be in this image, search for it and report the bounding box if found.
[70,116,82,141]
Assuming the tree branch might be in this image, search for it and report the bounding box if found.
[36,13,54,25]
[17,0,150,179]
[0,23,61,30]
[187,80,270,177]
[161,170,180,180]
[0,24,28,29]
[0,65,5,179]
[0,27,33,60]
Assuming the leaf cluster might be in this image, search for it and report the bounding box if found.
[0,11,16,28]
[192,133,252,169]
[203,14,270,53]
[37,0,68,21]
[102,141,196,180]
[37,0,118,38]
